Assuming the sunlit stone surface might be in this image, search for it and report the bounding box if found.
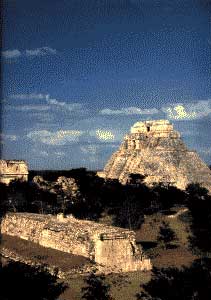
[0,160,28,185]
[98,120,211,191]
[1,212,152,273]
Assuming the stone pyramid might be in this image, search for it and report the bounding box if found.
[98,120,211,191]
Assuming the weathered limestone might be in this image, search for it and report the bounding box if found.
[98,120,211,191]
[1,213,152,273]
[32,176,80,198]
[0,160,28,185]
[56,176,80,198]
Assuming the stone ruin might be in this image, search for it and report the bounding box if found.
[0,160,28,185]
[98,120,211,191]
[32,175,80,199]
[1,212,152,273]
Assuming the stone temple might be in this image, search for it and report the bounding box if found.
[98,120,211,191]
[1,212,151,273]
[0,160,28,185]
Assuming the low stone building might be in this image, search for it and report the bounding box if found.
[0,160,28,185]
[1,212,152,273]
[98,120,211,191]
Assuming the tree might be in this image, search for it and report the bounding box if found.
[0,261,67,300]
[136,290,152,300]
[81,269,113,300]
[157,221,177,249]
[137,258,211,300]
[113,195,144,230]
[151,183,186,211]
[127,174,146,186]
[0,182,8,214]
[186,183,211,252]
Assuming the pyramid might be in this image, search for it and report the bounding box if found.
[98,120,211,191]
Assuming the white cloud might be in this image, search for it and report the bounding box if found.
[54,151,65,157]
[27,129,83,145]
[25,47,57,56]
[47,99,66,106]
[162,104,196,120]
[32,149,49,157]
[99,108,124,115]
[46,97,82,112]
[32,149,66,157]
[87,126,123,144]
[179,129,196,137]
[39,150,49,157]
[80,145,101,164]
[2,49,21,58]
[6,93,84,115]
[10,93,48,100]
[1,134,18,141]
[198,148,211,156]
[99,107,159,115]
[13,105,50,111]
[80,145,98,155]
[27,112,54,122]
[99,100,211,120]
[96,129,115,141]
[162,100,211,120]
[2,47,56,60]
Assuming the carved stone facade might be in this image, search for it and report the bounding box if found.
[0,160,28,185]
[98,120,211,191]
[1,213,152,273]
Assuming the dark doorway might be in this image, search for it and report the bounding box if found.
[147,126,150,132]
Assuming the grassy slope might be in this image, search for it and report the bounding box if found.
[136,206,197,269]
[61,206,197,300]
[60,271,151,300]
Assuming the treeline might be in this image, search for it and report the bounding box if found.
[28,168,99,181]
[0,170,185,225]
[1,169,211,252]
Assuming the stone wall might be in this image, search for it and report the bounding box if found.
[1,213,152,273]
[98,119,211,191]
[0,160,28,185]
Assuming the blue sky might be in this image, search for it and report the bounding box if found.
[1,0,211,170]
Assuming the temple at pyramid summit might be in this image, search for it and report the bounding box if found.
[0,160,28,185]
[97,120,211,191]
